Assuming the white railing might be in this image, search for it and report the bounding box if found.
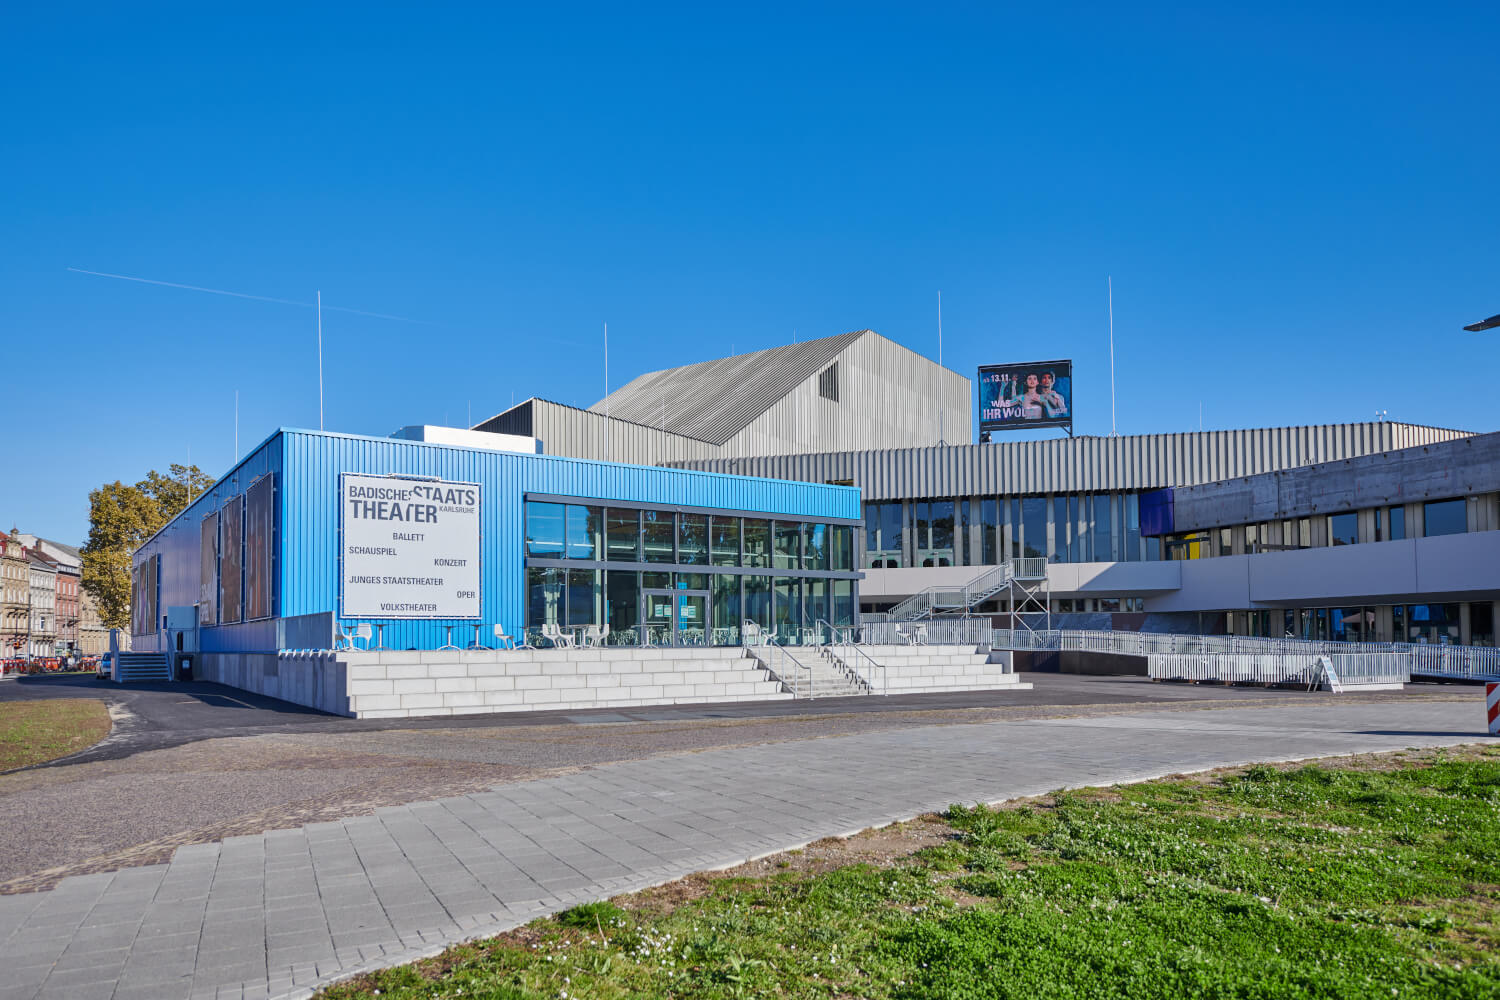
[992,628,1498,680]
[862,618,992,645]
[1011,557,1048,579]
[1405,644,1500,680]
[1148,651,1411,687]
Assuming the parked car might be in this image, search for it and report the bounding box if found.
[96,653,114,681]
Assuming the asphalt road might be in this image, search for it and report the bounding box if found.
[0,670,1476,895]
[0,669,1345,768]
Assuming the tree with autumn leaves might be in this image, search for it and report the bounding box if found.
[81,464,215,629]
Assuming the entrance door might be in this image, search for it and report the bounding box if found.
[641,589,711,646]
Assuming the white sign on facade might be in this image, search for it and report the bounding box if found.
[339,474,481,619]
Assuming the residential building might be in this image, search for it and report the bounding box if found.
[1,529,28,657]
[28,546,57,658]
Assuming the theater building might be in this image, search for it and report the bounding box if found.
[485,329,1495,645]
[128,426,861,658]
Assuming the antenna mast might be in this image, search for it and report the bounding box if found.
[604,322,610,462]
[937,290,945,445]
[1108,276,1117,436]
[316,290,325,431]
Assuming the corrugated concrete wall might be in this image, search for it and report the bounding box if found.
[669,422,1472,500]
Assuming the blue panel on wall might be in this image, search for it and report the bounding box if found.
[1138,488,1174,538]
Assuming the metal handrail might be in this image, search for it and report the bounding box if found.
[838,641,886,695]
[816,618,885,695]
[774,642,815,698]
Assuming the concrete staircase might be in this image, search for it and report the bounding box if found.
[115,651,171,683]
[339,646,795,719]
[823,644,1031,695]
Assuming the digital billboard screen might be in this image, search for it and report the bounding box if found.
[978,360,1072,433]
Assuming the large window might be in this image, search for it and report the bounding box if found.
[566,568,601,625]
[1387,506,1405,541]
[711,517,740,566]
[1053,496,1071,563]
[712,574,740,644]
[642,510,675,562]
[744,519,771,568]
[607,510,640,561]
[1021,497,1047,560]
[565,505,601,559]
[744,575,772,631]
[526,502,564,557]
[864,502,902,568]
[1328,512,1357,546]
[606,571,639,642]
[527,566,564,625]
[1424,499,1466,538]
[830,525,853,571]
[805,524,829,571]
[679,514,708,565]
[915,500,954,567]
[1091,495,1112,562]
[774,522,802,569]
[980,499,998,565]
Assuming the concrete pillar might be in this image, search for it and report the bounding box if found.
[1460,603,1472,647]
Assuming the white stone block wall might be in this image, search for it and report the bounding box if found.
[341,646,792,718]
[836,645,1029,694]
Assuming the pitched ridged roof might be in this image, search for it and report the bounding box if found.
[588,330,868,445]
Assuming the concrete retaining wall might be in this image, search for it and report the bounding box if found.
[197,651,350,715]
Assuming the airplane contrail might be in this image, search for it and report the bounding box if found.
[66,267,430,324]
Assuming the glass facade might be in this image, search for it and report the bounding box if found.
[525,499,858,646]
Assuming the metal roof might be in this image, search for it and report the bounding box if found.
[587,330,869,445]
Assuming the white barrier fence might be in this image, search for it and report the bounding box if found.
[1147,652,1412,687]
[991,628,1500,680]
[860,618,993,646]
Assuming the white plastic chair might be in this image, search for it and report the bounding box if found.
[582,624,603,648]
[337,623,372,650]
[542,623,575,649]
[492,624,517,650]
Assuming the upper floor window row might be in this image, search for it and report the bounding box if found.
[525,502,855,572]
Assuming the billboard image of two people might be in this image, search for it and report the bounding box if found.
[978,360,1072,432]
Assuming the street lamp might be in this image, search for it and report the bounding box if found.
[1463,313,1500,332]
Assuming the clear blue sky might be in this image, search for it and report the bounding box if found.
[4,3,1497,544]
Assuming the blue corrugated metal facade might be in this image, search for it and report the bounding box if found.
[133,428,859,652]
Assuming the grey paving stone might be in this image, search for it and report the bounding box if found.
[0,700,1485,1000]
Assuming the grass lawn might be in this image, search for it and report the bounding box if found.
[0,698,112,770]
[319,747,1500,999]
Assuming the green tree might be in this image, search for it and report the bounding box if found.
[81,464,215,629]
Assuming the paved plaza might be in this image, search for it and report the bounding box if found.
[0,696,1491,1000]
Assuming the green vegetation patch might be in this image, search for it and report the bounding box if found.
[319,748,1500,999]
[0,698,111,770]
